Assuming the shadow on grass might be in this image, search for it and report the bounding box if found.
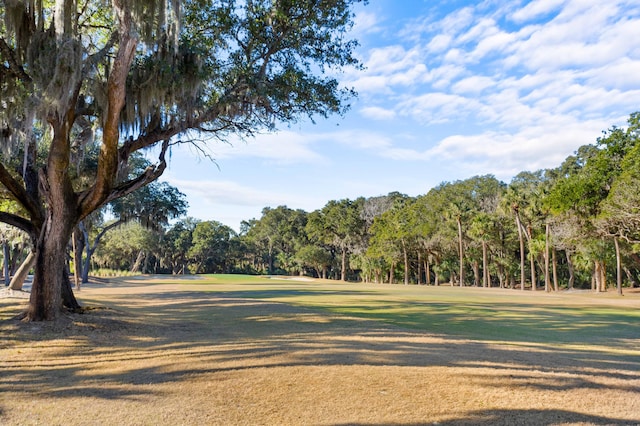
[336,409,635,425]
[221,287,640,347]
[1,287,639,424]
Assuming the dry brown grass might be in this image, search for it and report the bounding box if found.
[1,279,639,425]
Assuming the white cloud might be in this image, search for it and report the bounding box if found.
[203,131,325,164]
[366,46,421,75]
[360,106,397,120]
[586,59,640,90]
[510,0,566,23]
[329,130,393,151]
[169,179,284,207]
[348,45,430,93]
[439,6,476,36]
[426,34,453,53]
[353,10,380,35]
[397,92,482,123]
[163,177,323,229]
[451,76,495,94]
[424,118,608,180]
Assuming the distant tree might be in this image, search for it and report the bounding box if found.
[595,113,640,294]
[160,218,199,274]
[295,245,333,278]
[79,179,187,283]
[307,199,365,281]
[189,221,236,273]
[94,223,156,272]
[247,206,307,275]
[548,113,640,292]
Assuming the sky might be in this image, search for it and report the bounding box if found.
[161,0,640,231]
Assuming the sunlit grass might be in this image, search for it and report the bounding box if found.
[145,274,640,352]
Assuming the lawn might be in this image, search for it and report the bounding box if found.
[1,275,639,425]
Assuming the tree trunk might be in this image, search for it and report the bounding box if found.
[515,211,525,290]
[402,240,409,285]
[566,251,575,290]
[341,247,347,281]
[417,251,422,285]
[623,266,639,288]
[552,247,559,291]
[82,245,93,283]
[528,226,536,291]
[472,260,480,287]
[457,216,464,287]
[482,241,488,288]
[27,216,80,320]
[3,242,10,286]
[425,257,431,285]
[544,223,550,292]
[9,251,35,291]
[131,250,145,273]
[594,260,606,292]
[614,237,622,296]
[72,229,83,290]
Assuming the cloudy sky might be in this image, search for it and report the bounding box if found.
[162,0,640,230]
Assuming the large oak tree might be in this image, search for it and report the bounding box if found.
[0,0,362,320]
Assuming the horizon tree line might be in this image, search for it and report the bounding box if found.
[6,112,635,294]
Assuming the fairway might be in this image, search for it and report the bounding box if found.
[1,275,639,425]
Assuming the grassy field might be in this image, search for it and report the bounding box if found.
[1,274,639,425]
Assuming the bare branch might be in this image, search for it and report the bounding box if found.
[0,212,36,237]
[0,162,41,221]
[0,38,32,84]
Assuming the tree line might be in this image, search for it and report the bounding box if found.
[56,112,640,294]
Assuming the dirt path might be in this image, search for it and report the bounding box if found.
[1,280,639,425]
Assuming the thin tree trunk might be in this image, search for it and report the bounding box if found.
[472,260,480,287]
[552,247,559,291]
[528,226,536,291]
[402,240,409,285]
[417,251,422,285]
[482,241,488,288]
[457,216,464,287]
[3,243,10,286]
[594,260,607,292]
[425,257,431,285]
[131,250,145,273]
[566,251,575,290]
[544,223,550,292]
[341,247,347,281]
[623,266,639,288]
[515,210,525,290]
[72,229,82,290]
[9,251,35,291]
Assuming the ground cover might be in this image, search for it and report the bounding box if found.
[1,275,639,425]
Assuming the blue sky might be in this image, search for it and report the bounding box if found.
[162,0,640,231]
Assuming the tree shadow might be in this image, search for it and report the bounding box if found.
[1,286,639,424]
[336,408,636,425]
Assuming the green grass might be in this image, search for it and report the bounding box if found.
[127,274,640,351]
